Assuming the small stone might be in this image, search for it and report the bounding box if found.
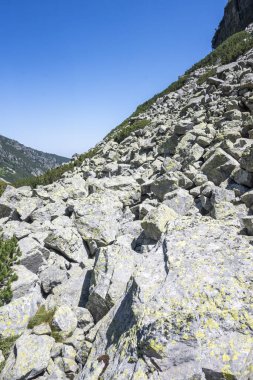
[33,323,51,336]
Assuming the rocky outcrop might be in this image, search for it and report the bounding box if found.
[212,0,253,48]
[1,20,253,380]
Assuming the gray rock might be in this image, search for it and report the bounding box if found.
[0,333,55,380]
[18,236,48,274]
[30,202,66,223]
[240,144,253,172]
[11,265,39,299]
[45,267,90,309]
[241,190,253,208]
[242,216,253,235]
[45,217,88,263]
[39,266,68,294]
[73,191,123,246]
[141,204,178,240]
[86,237,139,322]
[201,148,239,185]
[163,189,194,215]
[80,216,253,380]
[233,167,253,187]
[150,172,192,201]
[52,305,77,338]
[0,292,41,338]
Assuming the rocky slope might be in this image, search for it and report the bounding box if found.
[212,0,253,48]
[0,135,69,182]
[0,21,253,380]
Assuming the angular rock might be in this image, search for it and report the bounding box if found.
[45,217,88,263]
[86,237,139,322]
[11,265,39,299]
[18,236,48,273]
[141,204,178,240]
[52,305,77,338]
[242,216,253,235]
[73,191,123,246]
[240,144,253,172]
[0,292,41,338]
[150,172,192,201]
[80,217,253,380]
[0,333,54,380]
[163,189,194,215]
[201,148,239,185]
[39,266,68,294]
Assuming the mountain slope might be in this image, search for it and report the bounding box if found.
[0,135,69,182]
[1,8,253,380]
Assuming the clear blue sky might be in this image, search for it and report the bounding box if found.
[0,0,226,157]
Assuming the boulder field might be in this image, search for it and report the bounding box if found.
[1,24,253,380]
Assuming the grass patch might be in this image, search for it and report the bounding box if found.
[27,305,55,329]
[0,335,19,373]
[197,68,216,85]
[27,306,65,343]
[113,119,150,143]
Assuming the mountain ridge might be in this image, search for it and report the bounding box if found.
[0,134,69,183]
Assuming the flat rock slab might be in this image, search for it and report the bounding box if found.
[80,216,253,379]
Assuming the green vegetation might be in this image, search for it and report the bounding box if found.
[113,119,150,143]
[0,335,19,372]
[27,306,55,329]
[187,30,253,74]
[0,30,252,195]
[27,306,65,343]
[0,145,101,197]
[197,68,216,85]
[0,237,21,307]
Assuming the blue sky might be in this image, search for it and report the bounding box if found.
[0,0,226,157]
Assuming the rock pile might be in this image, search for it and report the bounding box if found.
[1,25,253,380]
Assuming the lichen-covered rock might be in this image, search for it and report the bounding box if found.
[141,204,178,240]
[52,305,77,337]
[201,148,239,185]
[11,265,40,299]
[45,217,89,263]
[0,293,41,338]
[73,191,123,246]
[39,266,68,294]
[86,236,139,322]
[0,333,55,380]
[86,176,141,206]
[18,236,48,274]
[163,188,194,215]
[240,144,253,172]
[80,216,253,379]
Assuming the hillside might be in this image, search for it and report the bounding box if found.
[0,135,69,182]
[1,4,253,380]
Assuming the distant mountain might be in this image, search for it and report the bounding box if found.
[0,134,69,182]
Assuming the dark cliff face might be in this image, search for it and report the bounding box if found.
[212,0,253,48]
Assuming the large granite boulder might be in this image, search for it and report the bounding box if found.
[80,216,253,379]
[0,333,55,380]
[73,191,123,246]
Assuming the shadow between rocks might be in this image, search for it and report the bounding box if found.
[78,269,92,307]
[203,368,236,380]
[105,278,138,349]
